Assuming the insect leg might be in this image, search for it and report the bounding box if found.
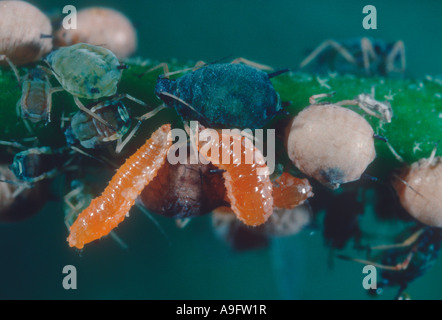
[0,55,21,83]
[138,62,170,79]
[369,228,425,251]
[386,40,406,74]
[360,37,378,75]
[73,96,117,131]
[230,57,274,71]
[309,92,336,104]
[46,87,64,123]
[299,40,357,69]
[109,231,129,250]
[115,104,167,154]
[338,252,415,271]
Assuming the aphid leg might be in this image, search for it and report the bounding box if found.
[162,61,208,78]
[0,140,27,150]
[73,96,117,131]
[192,60,207,71]
[46,87,64,123]
[116,93,147,107]
[15,101,35,135]
[135,201,171,245]
[63,184,86,230]
[386,40,406,74]
[115,104,167,154]
[309,92,336,105]
[175,218,191,229]
[0,54,21,83]
[360,37,378,75]
[230,57,274,71]
[370,228,425,251]
[138,62,170,79]
[299,40,357,69]
[109,231,129,250]
[338,251,415,271]
[70,145,118,169]
[0,179,31,197]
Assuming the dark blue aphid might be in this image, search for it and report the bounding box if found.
[155,63,283,129]
[300,37,405,76]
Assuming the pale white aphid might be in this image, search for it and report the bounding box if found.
[286,94,377,189]
[55,7,137,60]
[393,148,442,227]
[0,1,52,69]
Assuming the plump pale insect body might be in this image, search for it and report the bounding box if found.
[393,152,442,227]
[54,7,137,60]
[286,101,376,189]
[0,1,52,66]
[46,43,122,100]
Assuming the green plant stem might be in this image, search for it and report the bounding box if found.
[0,60,441,180]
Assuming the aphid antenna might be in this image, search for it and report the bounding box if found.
[135,201,171,246]
[393,173,426,199]
[159,92,211,126]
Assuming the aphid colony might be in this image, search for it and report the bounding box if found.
[1,2,440,290]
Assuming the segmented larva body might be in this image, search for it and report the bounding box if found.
[272,172,313,209]
[197,129,273,226]
[67,124,171,249]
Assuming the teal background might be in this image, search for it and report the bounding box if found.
[1,0,441,300]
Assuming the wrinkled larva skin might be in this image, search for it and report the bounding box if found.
[393,157,442,227]
[54,7,137,60]
[155,63,281,129]
[140,147,228,219]
[286,104,376,189]
[46,43,122,99]
[0,1,52,65]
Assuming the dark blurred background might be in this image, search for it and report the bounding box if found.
[1,0,441,300]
